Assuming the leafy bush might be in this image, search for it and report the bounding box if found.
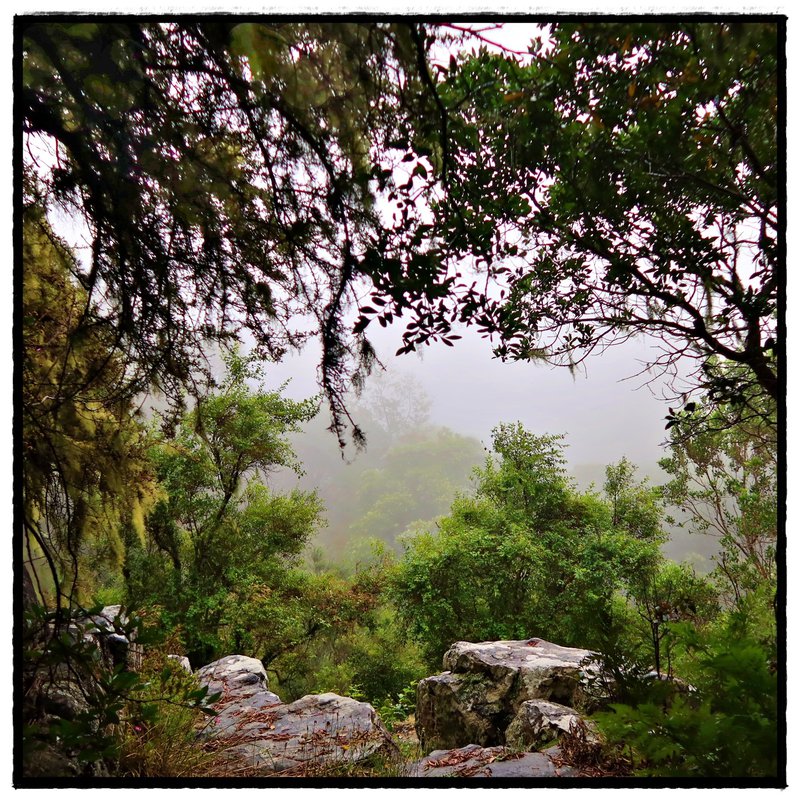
[22,604,219,777]
[594,622,778,777]
[115,651,222,777]
[374,681,419,727]
[266,596,427,706]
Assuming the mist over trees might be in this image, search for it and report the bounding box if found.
[19,18,780,782]
[271,371,486,560]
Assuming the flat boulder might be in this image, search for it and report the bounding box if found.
[443,638,599,707]
[417,638,601,752]
[407,744,578,778]
[197,656,397,775]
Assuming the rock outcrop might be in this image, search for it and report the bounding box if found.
[196,655,276,702]
[416,637,601,752]
[197,654,398,775]
[37,605,143,722]
[23,605,142,778]
[26,621,608,779]
[85,605,143,671]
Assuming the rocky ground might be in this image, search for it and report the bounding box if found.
[24,607,625,780]
[190,637,617,778]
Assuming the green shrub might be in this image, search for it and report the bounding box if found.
[374,680,419,727]
[392,426,665,664]
[22,605,219,776]
[594,622,778,777]
[115,650,223,777]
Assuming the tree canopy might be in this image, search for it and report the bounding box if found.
[392,424,665,663]
[21,20,449,442]
[659,392,777,603]
[361,22,780,419]
[22,21,780,441]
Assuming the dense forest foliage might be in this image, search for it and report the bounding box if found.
[19,19,780,781]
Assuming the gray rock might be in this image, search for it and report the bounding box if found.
[63,622,96,646]
[167,654,193,674]
[643,670,697,695]
[417,638,602,752]
[23,606,141,777]
[23,743,80,778]
[414,671,501,750]
[202,691,398,775]
[196,654,271,700]
[505,699,599,751]
[36,606,144,725]
[22,742,109,778]
[88,605,128,633]
[407,744,578,778]
[41,680,90,721]
[83,605,142,670]
[443,638,600,707]
[196,655,397,775]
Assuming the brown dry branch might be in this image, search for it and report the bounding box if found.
[549,718,632,778]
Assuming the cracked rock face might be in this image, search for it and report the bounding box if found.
[196,655,273,701]
[505,699,599,751]
[407,743,579,778]
[416,638,601,752]
[196,655,397,775]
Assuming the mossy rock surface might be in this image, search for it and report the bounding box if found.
[416,638,601,752]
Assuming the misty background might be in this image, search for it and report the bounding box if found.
[240,20,724,571]
[253,318,719,570]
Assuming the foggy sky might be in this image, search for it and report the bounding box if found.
[260,317,680,477]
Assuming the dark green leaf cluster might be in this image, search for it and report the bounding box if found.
[21,21,446,444]
[595,620,778,777]
[367,22,779,413]
[21,604,219,776]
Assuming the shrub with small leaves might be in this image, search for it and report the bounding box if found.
[22,604,220,777]
[593,622,777,777]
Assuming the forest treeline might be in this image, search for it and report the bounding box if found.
[20,20,779,779]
